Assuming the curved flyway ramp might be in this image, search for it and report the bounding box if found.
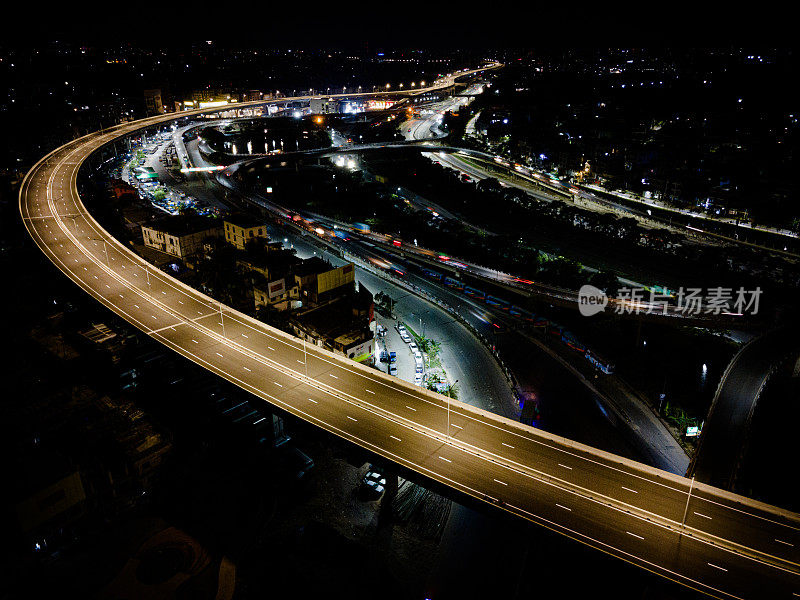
[689,326,800,490]
[19,97,800,599]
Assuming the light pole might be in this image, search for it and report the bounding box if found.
[220,302,226,337]
[447,379,458,442]
[681,475,695,532]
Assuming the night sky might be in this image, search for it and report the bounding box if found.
[4,5,789,49]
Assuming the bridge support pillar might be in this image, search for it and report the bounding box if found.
[378,471,398,528]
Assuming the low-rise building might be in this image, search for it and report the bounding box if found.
[141,217,222,259]
[224,213,268,250]
[254,277,301,312]
[289,283,375,364]
[144,89,165,116]
[293,258,356,304]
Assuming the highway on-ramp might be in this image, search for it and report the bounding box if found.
[18,92,800,600]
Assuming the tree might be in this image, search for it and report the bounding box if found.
[477,177,502,194]
[444,381,459,400]
[589,270,619,296]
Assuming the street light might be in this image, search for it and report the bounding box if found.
[447,379,458,441]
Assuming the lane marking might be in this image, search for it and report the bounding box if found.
[621,486,638,494]
[329,373,338,379]
[215,352,223,357]
[273,382,283,387]
[308,398,318,404]
[390,435,401,442]
[502,442,514,449]
[775,539,794,547]
[558,463,573,470]
[556,504,571,511]
[347,415,357,422]
[365,389,375,394]
[406,406,417,412]
[451,424,462,430]
[439,456,452,463]
[494,479,508,486]
[707,563,727,572]
[694,512,712,520]
[626,531,644,540]
[243,366,251,372]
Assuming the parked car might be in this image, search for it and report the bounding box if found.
[360,467,386,500]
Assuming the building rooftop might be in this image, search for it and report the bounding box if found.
[293,256,334,277]
[145,215,221,237]
[224,212,265,229]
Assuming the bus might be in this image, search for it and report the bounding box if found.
[561,331,586,353]
[443,276,464,291]
[585,349,614,374]
[486,295,511,311]
[516,308,536,322]
[464,285,485,300]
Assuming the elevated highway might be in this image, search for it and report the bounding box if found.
[18,87,800,599]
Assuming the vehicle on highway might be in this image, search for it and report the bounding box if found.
[388,364,398,376]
